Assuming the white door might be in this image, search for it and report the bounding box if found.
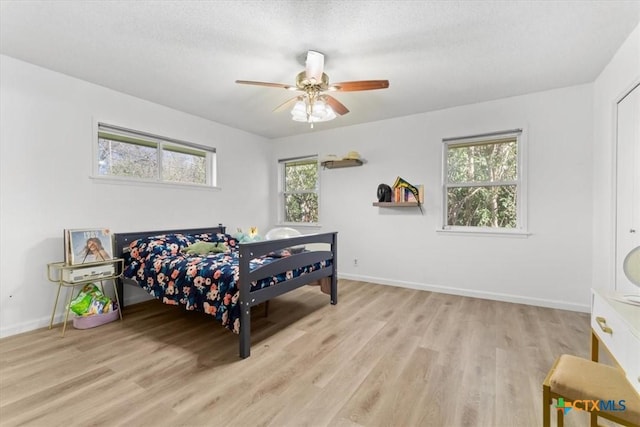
[616,82,640,294]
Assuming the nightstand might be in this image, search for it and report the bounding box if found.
[46,258,124,336]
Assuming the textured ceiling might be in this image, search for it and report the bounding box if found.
[1,0,639,139]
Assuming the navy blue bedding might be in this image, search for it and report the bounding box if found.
[123,232,330,333]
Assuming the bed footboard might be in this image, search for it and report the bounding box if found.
[237,232,338,358]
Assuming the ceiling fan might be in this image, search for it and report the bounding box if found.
[235,50,389,127]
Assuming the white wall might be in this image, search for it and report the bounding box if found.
[272,84,594,311]
[592,23,640,289]
[0,55,271,337]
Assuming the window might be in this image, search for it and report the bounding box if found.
[95,123,216,187]
[279,156,319,224]
[442,129,526,232]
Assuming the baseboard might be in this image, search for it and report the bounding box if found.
[338,273,590,313]
[0,317,56,339]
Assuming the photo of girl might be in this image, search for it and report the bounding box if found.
[67,228,113,265]
[79,237,111,263]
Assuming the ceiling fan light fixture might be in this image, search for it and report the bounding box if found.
[312,99,336,121]
[290,100,307,121]
[291,98,336,124]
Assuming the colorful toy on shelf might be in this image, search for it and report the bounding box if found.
[234,227,262,243]
[392,176,424,213]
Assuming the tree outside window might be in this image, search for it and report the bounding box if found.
[280,157,319,224]
[443,130,525,231]
[96,123,215,187]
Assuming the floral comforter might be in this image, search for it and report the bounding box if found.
[123,232,329,333]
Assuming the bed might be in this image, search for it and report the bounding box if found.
[113,225,337,358]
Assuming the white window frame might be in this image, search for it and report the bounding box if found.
[278,155,320,226]
[92,122,217,188]
[440,129,529,236]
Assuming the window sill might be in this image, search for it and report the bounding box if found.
[436,228,531,238]
[90,175,221,191]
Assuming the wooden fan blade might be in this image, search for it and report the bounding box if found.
[329,80,389,92]
[324,95,349,115]
[273,96,301,113]
[235,80,296,90]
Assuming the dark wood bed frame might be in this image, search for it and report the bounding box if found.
[113,225,338,358]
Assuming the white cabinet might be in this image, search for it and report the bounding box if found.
[591,289,640,394]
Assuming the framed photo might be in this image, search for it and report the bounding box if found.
[66,228,113,265]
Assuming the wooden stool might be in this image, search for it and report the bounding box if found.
[543,354,640,427]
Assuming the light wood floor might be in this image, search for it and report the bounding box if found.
[0,280,597,427]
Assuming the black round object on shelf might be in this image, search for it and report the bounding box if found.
[377,184,392,202]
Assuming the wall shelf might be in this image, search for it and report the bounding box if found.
[372,202,420,207]
[321,159,363,169]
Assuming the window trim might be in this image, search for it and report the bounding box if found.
[92,121,218,188]
[278,155,320,226]
[441,128,528,235]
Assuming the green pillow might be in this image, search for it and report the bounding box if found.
[183,241,228,255]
